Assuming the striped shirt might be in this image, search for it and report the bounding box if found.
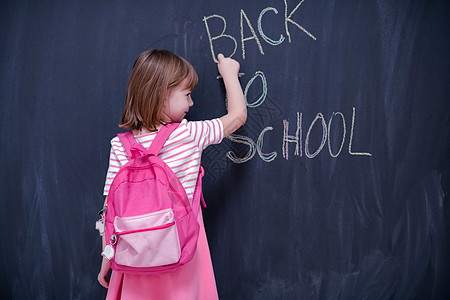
[103,119,223,199]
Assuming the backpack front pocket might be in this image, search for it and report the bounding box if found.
[114,208,181,268]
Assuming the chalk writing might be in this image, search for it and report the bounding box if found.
[284,0,316,42]
[258,7,285,46]
[348,107,372,156]
[257,127,277,162]
[305,113,327,158]
[282,112,301,160]
[327,112,346,157]
[240,9,264,59]
[202,14,237,63]
[202,1,372,164]
[244,71,267,108]
[226,108,372,163]
[203,0,316,61]
[226,134,255,164]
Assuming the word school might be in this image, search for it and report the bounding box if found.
[226,107,372,164]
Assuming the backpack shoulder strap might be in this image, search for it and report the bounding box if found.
[117,131,149,160]
[117,123,179,159]
[148,123,180,156]
[117,131,134,159]
[192,166,207,218]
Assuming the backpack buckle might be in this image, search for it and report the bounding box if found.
[110,234,117,245]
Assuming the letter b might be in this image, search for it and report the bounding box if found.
[203,15,238,62]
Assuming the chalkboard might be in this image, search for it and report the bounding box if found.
[1,0,449,299]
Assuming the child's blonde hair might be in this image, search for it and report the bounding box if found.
[120,49,198,131]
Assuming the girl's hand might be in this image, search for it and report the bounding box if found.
[217,53,240,79]
[98,257,111,288]
[217,54,247,136]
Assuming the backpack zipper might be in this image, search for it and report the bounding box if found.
[116,221,176,236]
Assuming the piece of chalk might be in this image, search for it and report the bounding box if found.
[216,72,245,79]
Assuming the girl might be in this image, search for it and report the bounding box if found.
[97,49,246,299]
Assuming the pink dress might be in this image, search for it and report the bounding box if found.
[103,119,223,300]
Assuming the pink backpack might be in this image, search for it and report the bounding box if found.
[103,123,205,275]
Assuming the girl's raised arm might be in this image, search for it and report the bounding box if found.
[217,54,247,137]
